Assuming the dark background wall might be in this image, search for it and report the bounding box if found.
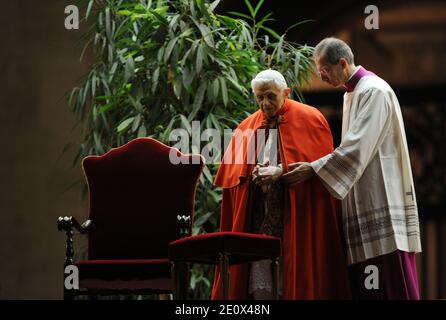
[0,1,91,299]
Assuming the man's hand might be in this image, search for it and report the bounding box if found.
[252,163,282,192]
[252,163,267,184]
[282,162,314,186]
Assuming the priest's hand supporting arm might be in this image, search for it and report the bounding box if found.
[310,88,393,199]
[282,162,315,186]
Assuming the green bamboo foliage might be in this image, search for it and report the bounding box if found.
[70,0,314,298]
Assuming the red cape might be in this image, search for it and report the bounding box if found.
[211,99,351,299]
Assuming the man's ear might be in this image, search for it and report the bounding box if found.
[339,58,348,68]
[284,87,291,97]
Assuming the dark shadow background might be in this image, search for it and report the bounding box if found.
[0,1,92,299]
[0,0,445,299]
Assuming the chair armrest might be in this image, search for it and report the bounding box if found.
[57,216,94,234]
[57,216,94,266]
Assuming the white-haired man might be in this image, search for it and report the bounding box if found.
[283,37,422,299]
[211,69,351,299]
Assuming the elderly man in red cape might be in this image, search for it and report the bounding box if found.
[211,69,351,299]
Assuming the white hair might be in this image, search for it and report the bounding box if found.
[251,69,288,92]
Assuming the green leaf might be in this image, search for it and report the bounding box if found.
[227,11,252,21]
[202,166,213,183]
[285,19,316,34]
[157,46,164,62]
[189,0,196,17]
[173,76,182,99]
[181,46,193,65]
[164,36,179,63]
[124,56,135,82]
[86,0,94,19]
[259,26,281,41]
[98,11,103,29]
[137,125,147,138]
[161,115,180,141]
[134,55,144,62]
[108,61,118,82]
[151,67,160,94]
[212,78,219,100]
[149,9,168,25]
[132,114,141,132]
[91,73,97,97]
[208,189,222,203]
[182,67,195,88]
[209,0,221,12]
[68,87,78,110]
[219,77,228,106]
[199,24,214,47]
[134,3,145,11]
[94,95,113,101]
[92,105,98,124]
[196,42,203,74]
[256,12,274,28]
[188,82,207,121]
[98,103,113,114]
[117,10,132,16]
[209,113,222,133]
[240,24,253,46]
[253,0,265,17]
[105,7,111,39]
[194,211,214,228]
[93,132,104,154]
[179,114,192,134]
[294,51,301,79]
[190,273,198,290]
[117,117,135,133]
[169,14,180,31]
[179,27,193,38]
[202,277,211,287]
[243,0,255,18]
[195,0,204,14]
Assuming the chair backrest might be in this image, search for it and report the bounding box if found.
[82,138,204,260]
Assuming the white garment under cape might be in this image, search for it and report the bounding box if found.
[311,75,422,265]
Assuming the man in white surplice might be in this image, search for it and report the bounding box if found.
[283,37,422,299]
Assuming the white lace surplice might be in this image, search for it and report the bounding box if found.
[311,75,422,265]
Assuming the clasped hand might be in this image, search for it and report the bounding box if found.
[252,162,282,193]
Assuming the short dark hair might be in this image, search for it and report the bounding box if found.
[314,37,354,65]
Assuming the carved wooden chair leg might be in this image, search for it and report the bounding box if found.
[219,252,229,300]
[183,262,191,300]
[173,261,188,300]
[271,257,280,300]
[63,226,75,300]
[63,287,74,300]
[171,261,178,300]
[58,217,94,300]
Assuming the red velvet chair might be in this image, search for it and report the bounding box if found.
[57,138,204,299]
[169,231,281,299]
